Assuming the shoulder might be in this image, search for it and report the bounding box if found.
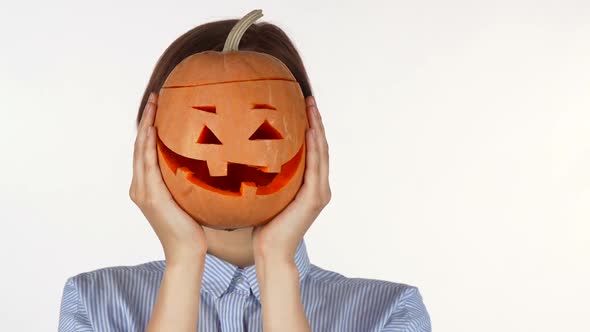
[305,263,416,302]
[66,260,165,297]
[64,260,165,295]
[58,261,165,331]
[61,260,165,297]
[302,264,431,331]
[69,260,165,279]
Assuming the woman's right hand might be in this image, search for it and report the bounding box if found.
[129,91,208,265]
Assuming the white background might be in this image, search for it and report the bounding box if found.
[1,0,589,331]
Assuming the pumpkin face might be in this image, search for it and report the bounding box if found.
[154,50,307,229]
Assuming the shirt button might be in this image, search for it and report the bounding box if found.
[235,277,244,283]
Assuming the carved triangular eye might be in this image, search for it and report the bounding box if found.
[196,125,222,144]
[192,105,216,113]
[249,120,283,140]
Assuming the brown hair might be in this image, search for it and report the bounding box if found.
[136,19,313,127]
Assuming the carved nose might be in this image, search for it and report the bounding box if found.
[196,126,222,145]
[249,120,283,140]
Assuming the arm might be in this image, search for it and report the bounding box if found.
[147,254,206,332]
[381,287,432,332]
[255,254,308,331]
[131,92,209,331]
[252,95,330,331]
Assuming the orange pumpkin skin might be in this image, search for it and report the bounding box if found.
[154,51,307,229]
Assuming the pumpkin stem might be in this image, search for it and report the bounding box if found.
[222,9,263,53]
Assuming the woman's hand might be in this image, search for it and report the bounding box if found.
[251,96,330,332]
[251,95,331,261]
[129,91,208,265]
[131,91,206,332]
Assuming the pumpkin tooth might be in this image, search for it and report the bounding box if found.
[240,182,257,198]
[266,161,282,173]
[206,159,228,177]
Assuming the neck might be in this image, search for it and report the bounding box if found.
[202,226,255,268]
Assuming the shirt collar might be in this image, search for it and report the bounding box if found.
[155,238,310,303]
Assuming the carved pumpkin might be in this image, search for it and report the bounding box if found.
[154,9,307,230]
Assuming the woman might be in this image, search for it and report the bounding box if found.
[58,12,431,332]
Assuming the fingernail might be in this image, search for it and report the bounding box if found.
[313,105,321,118]
[148,92,155,103]
[145,102,154,115]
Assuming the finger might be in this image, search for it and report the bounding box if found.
[144,125,169,200]
[137,92,157,144]
[298,128,320,200]
[308,98,329,191]
[306,96,320,132]
[139,92,158,131]
[306,97,328,163]
[306,96,325,132]
[137,93,157,150]
[135,92,157,151]
[271,128,322,232]
[133,93,156,185]
[284,129,322,231]
[303,97,321,187]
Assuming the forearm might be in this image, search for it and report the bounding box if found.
[146,255,205,332]
[255,255,311,332]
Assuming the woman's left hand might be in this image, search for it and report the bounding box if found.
[251,95,331,262]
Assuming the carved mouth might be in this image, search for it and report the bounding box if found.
[156,135,303,196]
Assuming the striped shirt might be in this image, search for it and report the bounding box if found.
[58,239,431,331]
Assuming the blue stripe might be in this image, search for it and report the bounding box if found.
[58,239,430,331]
